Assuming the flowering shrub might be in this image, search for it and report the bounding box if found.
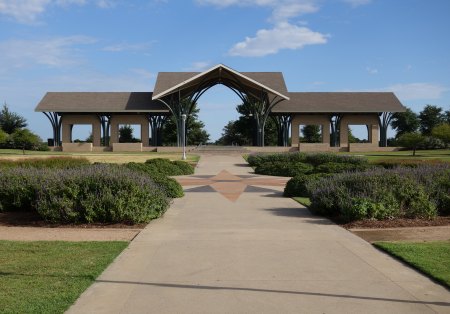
[0,157,90,169]
[306,164,450,221]
[125,162,184,198]
[0,164,170,224]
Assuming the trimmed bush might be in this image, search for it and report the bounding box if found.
[125,162,184,198]
[0,167,41,212]
[0,164,170,224]
[284,173,331,197]
[315,162,369,174]
[0,157,90,169]
[35,164,169,223]
[247,152,307,168]
[145,158,194,176]
[304,153,368,167]
[306,166,449,222]
[255,161,314,177]
[373,159,447,169]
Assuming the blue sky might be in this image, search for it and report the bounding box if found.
[0,0,449,141]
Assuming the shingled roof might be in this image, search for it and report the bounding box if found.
[35,92,169,113]
[152,64,289,100]
[272,92,406,113]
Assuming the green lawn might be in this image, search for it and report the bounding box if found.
[0,149,200,163]
[0,241,128,313]
[374,241,450,288]
[344,149,450,162]
[293,197,312,207]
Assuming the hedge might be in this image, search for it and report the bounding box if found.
[125,162,184,198]
[144,158,194,176]
[314,162,370,174]
[307,164,450,222]
[284,173,332,197]
[373,159,447,169]
[0,157,90,169]
[0,164,170,224]
[255,161,314,177]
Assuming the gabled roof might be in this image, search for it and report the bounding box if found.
[152,64,290,101]
[272,92,406,113]
[35,92,169,113]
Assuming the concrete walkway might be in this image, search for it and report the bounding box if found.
[68,155,450,314]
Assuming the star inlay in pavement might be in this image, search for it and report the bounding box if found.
[176,170,289,202]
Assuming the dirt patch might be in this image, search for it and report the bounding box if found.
[341,216,450,229]
[0,212,145,242]
[350,226,450,243]
[338,216,450,243]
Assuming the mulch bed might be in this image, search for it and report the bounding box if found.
[340,216,450,229]
[0,212,146,229]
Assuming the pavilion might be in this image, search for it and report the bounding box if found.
[35,64,405,152]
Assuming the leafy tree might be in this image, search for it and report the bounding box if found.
[444,110,450,124]
[301,125,321,143]
[419,105,445,135]
[0,129,8,146]
[391,108,420,138]
[347,127,361,143]
[0,103,27,134]
[432,123,450,145]
[119,125,138,143]
[397,132,426,156]
[10,129,42,150]
[162,104,210,146]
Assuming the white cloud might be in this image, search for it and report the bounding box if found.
[229,23,327,57]
[342,0,372,7]
[102,42,152,52]
[270,2,318,23]
[386,83,448,101]
[366,66,378,74]
[0,36,96,69]
[0,0,50,23]
[0,0,114,23]
[183,61,212,71]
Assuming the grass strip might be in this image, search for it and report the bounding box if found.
[374,241,450,288]
[0,240,128,313]
[293,197,312,207]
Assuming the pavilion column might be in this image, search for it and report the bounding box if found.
[110,117,120,145]
[61,117,72,143]
[141,122,150,147]
[322,122,330,144]
[339,121,349,148]
[371,123,379,145]
[291,116,300,146]
[92,119,102,147]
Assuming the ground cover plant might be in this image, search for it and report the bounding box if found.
[374,241,450,288]
[0,240,127,313]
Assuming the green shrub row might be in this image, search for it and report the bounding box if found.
[144,158,194,176]
[0,157,90,169]
[125,162,184,198]
[306,164,450,222]
[0,165,170,224]
[372,158,447,169]
[248,152,368,168]
[284,173,332,197]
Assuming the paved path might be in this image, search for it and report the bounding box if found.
[68,155,450,314]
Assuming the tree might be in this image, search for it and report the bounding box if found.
[162,104,210,146]
[391,108,420,138]
[0,129,8,146]
[444,110,450,124]
[432,123,450,145]
[0,103,27,134]
[119,125,137,143]
[301,125,321,143]
[397,132,426,156]
[419,105,445,135]
[10,129,42,150]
